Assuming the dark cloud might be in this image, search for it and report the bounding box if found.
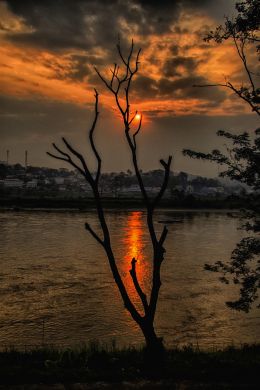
[6,0,90,50]
[4,0,235,53]
[172,25,189,35]
[42,54,94,82]
[132,74,226,105]
[0,94,91,138]
[138,0,211,13]
[163,56,201,78]
[67,55,93,82]
[169,44,179,56]
[5,0,128,51]
[133,75,158,98]
[136,0,182,34]
[158,76,227,103]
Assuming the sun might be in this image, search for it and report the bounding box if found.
[135,113,141,121]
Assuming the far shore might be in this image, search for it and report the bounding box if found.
[0,196,246,211]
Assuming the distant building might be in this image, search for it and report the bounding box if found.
[64,175,78,184]
[54,177,65,185]
[79,182,92,191]
[144,186,161,193]
[4,178,23,188]
[122,185,140,193]
[186,184,194,194]
[199,187,225,196]
[26,179,38,188]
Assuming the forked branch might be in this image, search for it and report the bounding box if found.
[152,156,173,209]
[47,144,86,177]
[130,258,149,313]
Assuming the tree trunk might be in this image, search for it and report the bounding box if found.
[140,320,165,371]
[143,324,161,349]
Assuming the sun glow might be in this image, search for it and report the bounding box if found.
[135,113,141,121]
[121,211,151,314]
[123,211,144,264]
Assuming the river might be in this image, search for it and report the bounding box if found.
[0,209,259,349]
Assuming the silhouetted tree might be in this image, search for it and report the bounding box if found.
[184,129,259,311]
[48,41,172,355]
[184,0,259,312]
[195,0,260,115]
[206,0,259,46]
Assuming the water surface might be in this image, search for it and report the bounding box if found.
[0,209,259,349]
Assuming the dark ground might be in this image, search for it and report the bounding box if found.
[0,344,259,389]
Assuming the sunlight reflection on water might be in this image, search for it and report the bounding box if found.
[0,209,259,349]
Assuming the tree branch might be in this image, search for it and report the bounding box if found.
[89,89,101,184]
[129,110,137,125]
[152,156,173,208]
[194,83,260,116]
[46,150,85,177]
[85,222,104,246]
[159,225,168,247]
[232,33,256,94]
[62,137,94,183]
[129,258,149,313]
[133,114,142,150]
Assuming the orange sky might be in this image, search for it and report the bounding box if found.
[0,1,250,117]
[0,0,258,174]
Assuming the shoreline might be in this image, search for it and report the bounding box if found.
[0,196,245,211]
[0,207,241,214]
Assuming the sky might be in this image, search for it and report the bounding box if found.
[0,0,259,177]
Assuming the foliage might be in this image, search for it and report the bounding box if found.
[184,129,260,188]
[184,0,260,313]
[0,343,259,385]
[205,0,260,45]
[184,130,260,313]
[202,0,260,115]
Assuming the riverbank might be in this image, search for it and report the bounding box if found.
[0,344,259,387]
[0,195,246,210]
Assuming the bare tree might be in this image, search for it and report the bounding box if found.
[47,41,172,355]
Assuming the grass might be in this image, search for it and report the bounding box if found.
[0,342,259,387]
